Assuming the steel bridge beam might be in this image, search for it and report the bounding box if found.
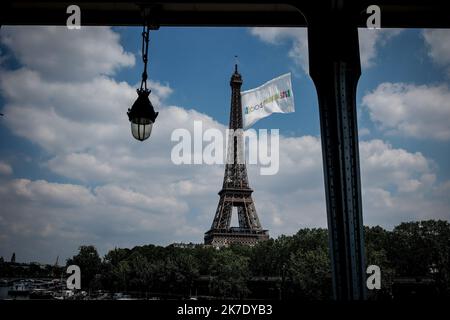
[1,1,450,28]
[307,6,366,300]
[2,0,449,301]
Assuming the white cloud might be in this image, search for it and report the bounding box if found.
[0,27,227,262]
[359,127,371,137]
[94,184,188,214]
[249,27,309,73]
[0,26,135,81]
[0,179,95,207]
[0,26,448,263]
[47,153,119,183]
[359,140,449,226]
[0,178,193,263]
[249,136,449,236]
[0,68,174,154]
[360,139,435,193]
[422,29,450,76]
[249,27,402,73]
[1,123,449,262]
[358,28,402,68]
[148,80,174,100]
[0,161,13,175]
[362,82,450,140]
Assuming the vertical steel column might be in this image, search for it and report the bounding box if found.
[307,8,367,300]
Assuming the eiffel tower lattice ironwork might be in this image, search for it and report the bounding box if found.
[204,65,269,246]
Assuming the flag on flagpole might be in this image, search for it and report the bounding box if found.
[241,73,295,129]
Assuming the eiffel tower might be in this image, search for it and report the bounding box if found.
[204,65,269,246]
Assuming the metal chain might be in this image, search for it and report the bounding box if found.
[140,23,150,91]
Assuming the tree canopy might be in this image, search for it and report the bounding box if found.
[59,219,450,299]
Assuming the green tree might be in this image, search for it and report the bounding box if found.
[170,251,200,296]
[112,260,131,291]
[288,249,331,299]
[128,252,151,292]
[286,228,331,299]
[209,249,250,299]
[250,239,280,277]
[365,226,394,299]
[104,247,130,266]
[192,245,216,275]
[388,220,450,296]
[61,219,450,299]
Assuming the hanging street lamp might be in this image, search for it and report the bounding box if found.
[127,18,158,141]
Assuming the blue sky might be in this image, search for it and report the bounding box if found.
[116,27,320,136]
[0,26,449,263]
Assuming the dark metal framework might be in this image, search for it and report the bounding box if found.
[307,9,366,300]
[205,65,269,247]
[2,1,450,28]
[1,0,448,300]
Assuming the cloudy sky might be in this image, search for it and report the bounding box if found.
[0,26,449,264]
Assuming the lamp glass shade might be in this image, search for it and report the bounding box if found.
[130,117,153,141]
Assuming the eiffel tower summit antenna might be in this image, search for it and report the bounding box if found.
[204,66,269,247]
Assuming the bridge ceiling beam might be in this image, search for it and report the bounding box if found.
[1,1,450,28]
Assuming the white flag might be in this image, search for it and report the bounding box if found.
[241,73,295,129]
